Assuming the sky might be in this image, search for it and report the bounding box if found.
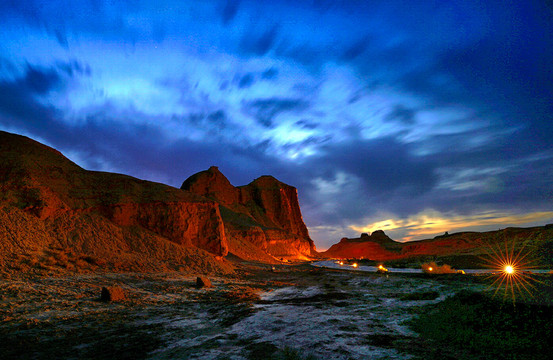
[1,0,552,250]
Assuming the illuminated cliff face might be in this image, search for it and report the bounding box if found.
[0,131,230,272]
[182,166,315,258]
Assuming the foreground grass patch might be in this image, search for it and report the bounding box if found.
[410,290,553,359]
[0,314,166,360]
[399,290,440,301]
[245,342,317,360]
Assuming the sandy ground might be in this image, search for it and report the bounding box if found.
[0,262,492,360]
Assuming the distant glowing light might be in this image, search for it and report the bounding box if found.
[482,240,541,303]
[428,267,433,272]
[352,263,358,268]
[339,261,344,266]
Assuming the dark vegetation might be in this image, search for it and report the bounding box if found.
[399,290,440,301]
[0,312,167,360]
[410,290,553,360]
[244,342,317,360]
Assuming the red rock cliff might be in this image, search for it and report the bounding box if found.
[181,166,315,259]
[0,131,228,260]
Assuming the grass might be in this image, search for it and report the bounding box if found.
[399,290,440,301]
[0,313,167,360]
[245,342,318,360]
[409,290,553,359]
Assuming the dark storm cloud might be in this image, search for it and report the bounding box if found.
[295,119,318,130]
[0,0,42,22]
[341,37,369,61]
[206,110,227,129]
[319,137,437,196]
[0,80,59,136]
[384,105,416,125]
[22,65,63,94]
[17,61,88,95]
[237,73,255,88]
[439,39,553,142]
[56,60,91,77]
[261,68,278,80]
[393,1,553,140]
[0,0,152,44]
[245,98,309,127]
[221,0,240,25]
[240,25,279,56]
[0,62,86,128]
[179,109,229,134]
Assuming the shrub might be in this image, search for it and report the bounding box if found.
[421,262,456,274]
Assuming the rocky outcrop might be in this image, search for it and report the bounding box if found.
[181,166,315,259]
[107,201,227,256]
[0,131,232,274]
[181,166,240,207]
[240,176,310,240]
[322,231,402,260]
[101,286,126,302]
[196,276,213,288]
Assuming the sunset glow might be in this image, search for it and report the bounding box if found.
[350,210,553,242]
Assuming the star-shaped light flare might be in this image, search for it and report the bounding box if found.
[482,238,541,303]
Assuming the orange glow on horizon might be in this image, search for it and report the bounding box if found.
[349,210,553,242]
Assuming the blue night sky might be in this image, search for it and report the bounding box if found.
[1,0,552,249]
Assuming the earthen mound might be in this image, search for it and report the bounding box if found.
[0,131,232,275]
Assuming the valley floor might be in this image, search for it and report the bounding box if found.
[0,262,549,359]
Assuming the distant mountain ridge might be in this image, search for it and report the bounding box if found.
[0,131,314,275]
[323,227,553,268]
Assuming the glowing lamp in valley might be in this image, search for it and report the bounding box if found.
[504,265,515,274]
[339,261,344,266]
[352,263,358,268]
[378,265,384,270]
[428,267,433,272]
